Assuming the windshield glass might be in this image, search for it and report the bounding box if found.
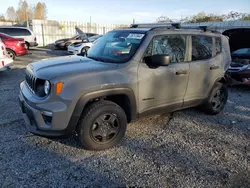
[88,35,102,42]
[87,31,145,63]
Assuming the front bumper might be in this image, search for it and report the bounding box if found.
[67,46,81,55]
[18,82,77,137]
[55,42,66,49]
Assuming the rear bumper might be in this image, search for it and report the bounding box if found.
[29,42,39,47]
[16,49,28,56]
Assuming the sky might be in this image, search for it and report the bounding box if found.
[0,0,250,24]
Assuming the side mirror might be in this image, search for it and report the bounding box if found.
[144,55,170,66]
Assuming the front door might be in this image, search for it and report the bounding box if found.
[138,34,190,115]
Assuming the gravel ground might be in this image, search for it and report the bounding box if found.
[0,49,249,187]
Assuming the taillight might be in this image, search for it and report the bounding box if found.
[1,46,5,55]
[34,37,37,42]
[2,61,4,66]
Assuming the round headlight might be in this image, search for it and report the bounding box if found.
[44,80,51,95]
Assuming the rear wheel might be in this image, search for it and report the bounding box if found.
[25,42,30,50]
[6,49,16,60]
[77,100,127,150]
[202,83,228,115]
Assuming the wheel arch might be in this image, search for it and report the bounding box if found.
[6,48,16,55]
[206,76,227,100]
[67,88,138,133]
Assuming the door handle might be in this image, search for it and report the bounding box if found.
[210,65,219,70]
[176,70,188,75]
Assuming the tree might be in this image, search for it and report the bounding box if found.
[241,14,250,20]
[190,12,223,23]
[16,0,29,22]
[6,7,16,22]
[0,14,6,21]
[157,16,173,23]
[224,11,244,21]
[34,2,47,20]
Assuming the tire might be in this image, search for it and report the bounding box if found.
[25,42,30,50]
[77,100,127,150]
[6,49,16,60]
[81,46,90,56]
[202,83,228,115]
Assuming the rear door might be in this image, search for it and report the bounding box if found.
[184,35,222,105]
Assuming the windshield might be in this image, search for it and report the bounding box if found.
[88,35,102,42]
[87,31,145,63]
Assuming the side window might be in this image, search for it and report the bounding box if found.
[2,28,13,35]
[215,37,222,55]
[144,41,153,57]
[144,35,186,63]
[192,36,212,61]
[0,35,7,40]
[17,29,31,36]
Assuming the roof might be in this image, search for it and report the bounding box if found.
[0,26,31,30]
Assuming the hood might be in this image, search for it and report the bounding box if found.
[27,56,118,80]
[75,26,85,35]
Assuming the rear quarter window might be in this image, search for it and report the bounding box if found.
[215,37,222,55]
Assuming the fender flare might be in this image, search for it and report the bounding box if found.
[67,88,138,133]
[205,76,227,101]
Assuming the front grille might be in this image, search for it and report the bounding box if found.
[25,70,37,93]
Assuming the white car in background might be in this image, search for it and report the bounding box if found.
[0,39,13,71]
[0,26,38,49]
[67,35,103,55]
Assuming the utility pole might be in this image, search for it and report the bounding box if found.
[26,9,29,28]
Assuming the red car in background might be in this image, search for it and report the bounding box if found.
[0,32,28,60]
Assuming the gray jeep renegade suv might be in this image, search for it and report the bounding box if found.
[19,23,231,150]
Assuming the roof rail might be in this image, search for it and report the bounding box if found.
[130,22,220,33]
[130,22,179,28]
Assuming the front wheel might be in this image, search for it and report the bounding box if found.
[77,100,127,150]
[81,46,90,56]
[202,83,228,115]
